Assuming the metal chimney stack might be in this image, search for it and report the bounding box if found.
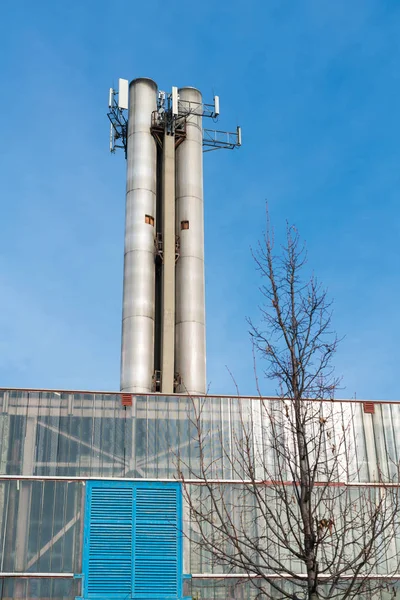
[175,87,206,395]
[108,77,241,395]
[120,79,157,394]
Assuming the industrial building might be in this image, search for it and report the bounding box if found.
[0,390,400,599]
[0,78,399,599]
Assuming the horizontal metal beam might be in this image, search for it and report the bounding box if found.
[0,475,397,488]
[191,573,400,580]
[0,572,398,581]
[0,573,74,578]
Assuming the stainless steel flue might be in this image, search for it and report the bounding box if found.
[175,87,206,395]
[120,78,158,393]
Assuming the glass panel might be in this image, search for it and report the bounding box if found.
[0,480,83,574]
[0,577,80,600]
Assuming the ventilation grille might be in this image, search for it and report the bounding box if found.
[121,393,132,407]
[81,483,182,600]
[363,402,375,414]
[86,487,133,598]
[134,488,180,598]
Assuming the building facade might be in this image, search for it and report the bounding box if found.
[0,388,399,599]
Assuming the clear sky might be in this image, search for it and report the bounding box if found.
[0,0,399,399]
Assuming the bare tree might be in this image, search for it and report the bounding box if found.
[179,214,400,599]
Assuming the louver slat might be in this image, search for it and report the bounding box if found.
[133,486,181,599]
[84,485,134,599]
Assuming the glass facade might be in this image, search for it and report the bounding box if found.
[0,389,399,599]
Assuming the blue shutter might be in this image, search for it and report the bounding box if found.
[82,482,134,599]
[79,481,183,600]
[133,483,182,599]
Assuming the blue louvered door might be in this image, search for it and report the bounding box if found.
[81,481,183,600]
[83,482,134,599]
[133,484,182,599]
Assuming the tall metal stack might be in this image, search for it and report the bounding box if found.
[175,87,206,396]
[108,77,241,395]
[121,79,158,395]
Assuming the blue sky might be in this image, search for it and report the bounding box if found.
[0,0,399,399]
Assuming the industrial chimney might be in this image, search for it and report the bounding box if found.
[108,77,241,395]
